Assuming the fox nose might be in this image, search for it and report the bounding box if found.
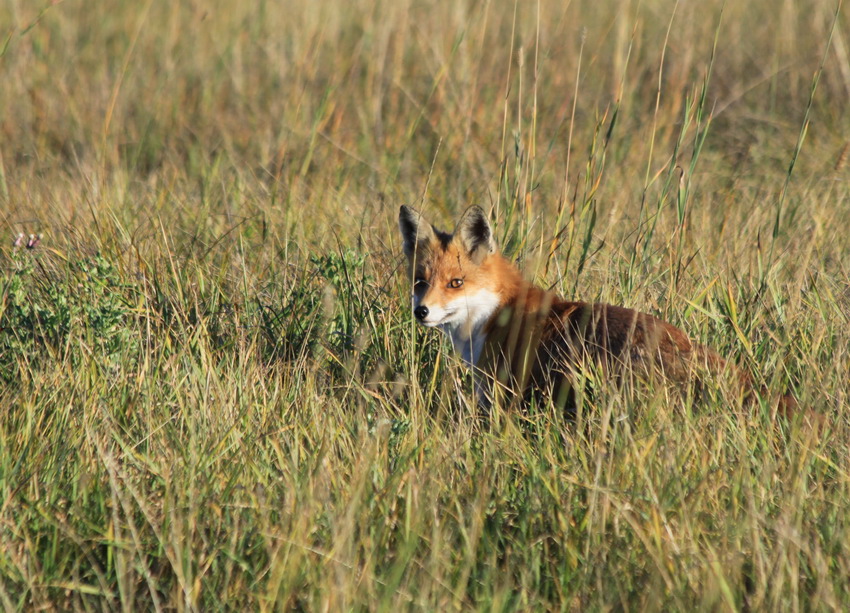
[414,305,429,321]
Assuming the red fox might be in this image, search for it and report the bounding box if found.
[399,204,801,417]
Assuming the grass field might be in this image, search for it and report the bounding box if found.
[1,0,849,609]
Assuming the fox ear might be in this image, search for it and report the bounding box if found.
[399,205,436,258]
[455,206,495,264]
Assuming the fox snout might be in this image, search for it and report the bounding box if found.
[409,283,437,325]
[411,297,446,327]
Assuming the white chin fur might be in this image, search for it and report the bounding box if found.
[416,289,500,330]
[415,305,453,327]
[446,289,501,328]
[418,289,502,364]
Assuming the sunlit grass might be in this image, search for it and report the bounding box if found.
[1,0,849,609]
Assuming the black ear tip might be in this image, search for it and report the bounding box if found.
[464,205,489,223]
[465,205,489,227]
[399,204,418,220]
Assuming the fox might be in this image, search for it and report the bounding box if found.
[399,204,802,418]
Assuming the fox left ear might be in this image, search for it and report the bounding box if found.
[399,205,436,259]
[455,206,496,264]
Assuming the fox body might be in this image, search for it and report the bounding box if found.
[399,205,793,413]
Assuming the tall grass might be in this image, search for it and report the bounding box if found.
[1,0,849,609]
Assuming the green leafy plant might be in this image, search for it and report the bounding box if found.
[0,253,138,382]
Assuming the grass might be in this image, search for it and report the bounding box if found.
[1,0,849,609]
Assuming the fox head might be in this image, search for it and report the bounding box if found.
[398,205,514,338]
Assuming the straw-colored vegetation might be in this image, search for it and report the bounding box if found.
[1,0,849,609]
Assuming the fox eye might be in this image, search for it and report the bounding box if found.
[448,278,464,289]
[414,277,428,289]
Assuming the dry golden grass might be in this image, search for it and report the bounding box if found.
[1,0,849,609]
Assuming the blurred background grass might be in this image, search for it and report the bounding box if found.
[1,0,849,609]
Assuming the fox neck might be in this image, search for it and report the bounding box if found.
[439,292,499,365]
[443,318,488,366]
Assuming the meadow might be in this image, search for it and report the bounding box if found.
[1,0,849,609]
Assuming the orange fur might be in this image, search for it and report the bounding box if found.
[399,205,805,421]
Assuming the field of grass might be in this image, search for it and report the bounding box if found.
[1,0,849,609]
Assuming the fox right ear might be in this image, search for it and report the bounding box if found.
[455,205,496,264]
[399,205,436,258]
